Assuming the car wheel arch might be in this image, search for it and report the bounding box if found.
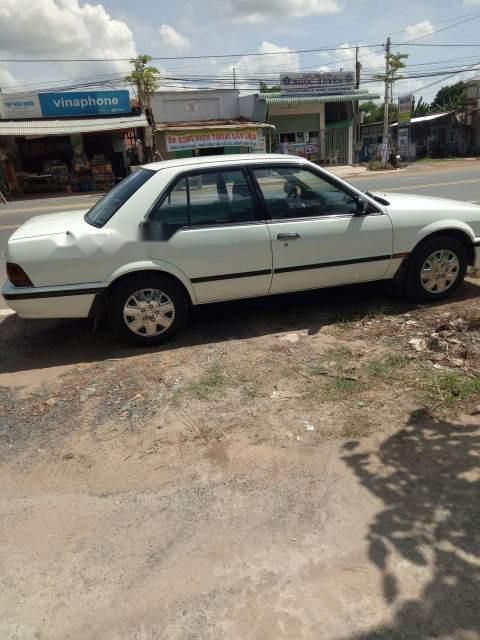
[106,269,194,306]
[413,228,475,265]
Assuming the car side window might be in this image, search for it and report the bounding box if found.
[150,177,189,226]
[188,169,255,226]
[253,166,358,219]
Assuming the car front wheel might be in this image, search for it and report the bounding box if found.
[405,235,468,302]
[108,273,188,346]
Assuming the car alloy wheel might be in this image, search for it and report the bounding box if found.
[420,249,460,294]
[122,288,175,337]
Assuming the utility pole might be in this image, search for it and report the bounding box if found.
[233,68,236,89]
[382,36,391,166]
[353,46,361,165]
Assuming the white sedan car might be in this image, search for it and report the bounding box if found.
[3,154,480,345]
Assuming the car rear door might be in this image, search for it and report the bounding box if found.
[250,165,394,294]
[145,166,273,303]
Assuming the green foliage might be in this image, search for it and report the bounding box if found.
[125,54,160,110]
[431,81,466,111]
[426,371,480,405]
[360,101,398,124]
[259,81,281,94]
[368,160,387,171]
[412,96,430,117]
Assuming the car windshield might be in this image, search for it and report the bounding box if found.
[85,168,155,227]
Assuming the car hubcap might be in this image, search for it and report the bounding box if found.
[123,288,175,337]
[420,249,460,294]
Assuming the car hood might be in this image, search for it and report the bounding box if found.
[369,191,480,213]
[9,209,91,241]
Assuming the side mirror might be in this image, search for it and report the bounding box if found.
[354,197,369,216]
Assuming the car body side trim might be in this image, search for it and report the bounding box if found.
[3,285,106,301]
[274,254,391,274]
[191,269,271,284]
[190,253,409,284]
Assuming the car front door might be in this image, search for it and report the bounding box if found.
[146,167,272,303]
[251,165,394,295]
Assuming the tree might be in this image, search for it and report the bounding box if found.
[125,54,160,112]
[374,51,409,90]
[431,81,466,111]
[259,82,280,94]
[412,96,430,117]
[359,101,398,124]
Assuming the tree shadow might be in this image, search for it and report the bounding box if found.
[341,408,480,640]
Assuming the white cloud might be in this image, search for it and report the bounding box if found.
[233,41,300,75]
[221,0,342,23]
[158,24,191,51]
[404,20,434,41]
[0,0,137,91]
[463,0,480,6]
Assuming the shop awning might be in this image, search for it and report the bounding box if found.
[156,119,274,131]
[0,114,149,136]
[262,92,381,104]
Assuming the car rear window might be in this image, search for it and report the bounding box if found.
[85,168,155,228]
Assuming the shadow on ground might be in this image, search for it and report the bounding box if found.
[1,280,480,375]
[341,408,480,640]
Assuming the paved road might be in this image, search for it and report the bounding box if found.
[349,163,480,202]
[1,163,480,310]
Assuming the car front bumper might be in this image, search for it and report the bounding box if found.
[1,280,106,319]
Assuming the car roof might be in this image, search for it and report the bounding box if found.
[141,153,306,173]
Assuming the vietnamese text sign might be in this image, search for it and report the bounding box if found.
[165,128,260,151]
[39,90,131,117]
[280,72,355,96]
[398,94,412,125]
[398,127,409,159]
[0,93,42,119]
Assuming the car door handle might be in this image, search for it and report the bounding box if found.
[277,232,301,240]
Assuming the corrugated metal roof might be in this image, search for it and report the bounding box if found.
[263,92,380,104]
[391,112,452,127]
[0,114,149,136]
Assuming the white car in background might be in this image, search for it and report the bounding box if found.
[3,154,480,345]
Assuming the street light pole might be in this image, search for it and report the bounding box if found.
[382,37,391,166]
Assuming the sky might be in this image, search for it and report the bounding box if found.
[1,0,480,104]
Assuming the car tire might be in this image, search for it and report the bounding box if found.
[405,235,468,302]
[108,273,189,346]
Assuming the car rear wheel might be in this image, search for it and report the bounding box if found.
[108,273,188,346]
[405,236,467,302]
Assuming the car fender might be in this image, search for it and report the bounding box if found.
[107,260,197,303]
[397,219,477,254]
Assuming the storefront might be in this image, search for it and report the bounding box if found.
[0,90,149,196]
[263,72,380,165]
[155,119,272,159]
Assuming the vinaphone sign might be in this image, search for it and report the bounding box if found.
[1,90,131,119]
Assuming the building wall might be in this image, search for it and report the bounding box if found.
[151,89,242,123]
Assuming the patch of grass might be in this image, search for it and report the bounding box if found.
[323,346,353,364]
[330,377,363,395]
[186,364,226,400]
[367,354,409,380]
[425,371,480,405]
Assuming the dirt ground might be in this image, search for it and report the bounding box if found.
[1,279,479,640]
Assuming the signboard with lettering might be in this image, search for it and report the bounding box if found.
[398,127,409,159]
[398,94,412,125]
[39,90,131,117]
[0,93,42,119]
[165,128,260,151]
[280,71,355,96]
[0,90,131,119]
